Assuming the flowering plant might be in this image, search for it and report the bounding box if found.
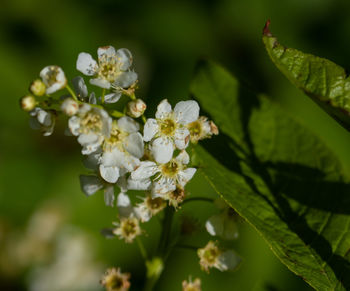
[20,45,241,290]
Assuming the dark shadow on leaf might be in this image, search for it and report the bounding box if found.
[265,161,350,214]
[194,80,350,289]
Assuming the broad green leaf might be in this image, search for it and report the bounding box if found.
[191,60,350,291]
[262,20,350,131]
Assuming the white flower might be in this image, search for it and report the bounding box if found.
[99,117,144,184]
[197,241,241,273]
[131,150,196,196]
[112,192,141,243]
[76,46,137,103]
[61,98,79,116]
[68,104,112,155]
[187,116,219,143]
[40,66,67,94]
[100,267,131,291]
[144,99,199,163]
[134,195,166,222]
[205,199,239,241]
[29,107,55,136]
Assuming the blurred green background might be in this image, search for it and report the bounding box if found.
[1,0,350,290]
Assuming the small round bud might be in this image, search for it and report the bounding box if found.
[30,79,46,96]
[20,95,36,111]
[61,98,79,116]
[127,99,146,118]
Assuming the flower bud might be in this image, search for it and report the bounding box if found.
[127,99,146,118]
[182,277,202,291]
[61,98,79,116]
[29,79,46,96]
[20,95,36,112]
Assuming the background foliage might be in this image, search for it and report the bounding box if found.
[2,0,350,290]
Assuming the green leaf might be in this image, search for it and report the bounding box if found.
[191,60,350,291]
[262,20,350,132]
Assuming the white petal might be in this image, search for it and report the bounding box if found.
[101,148,139,172]
[143,119,158,141]
[37,109,51,126]
[205,214,224,237]
[81,141,101,155]
[29,117,41,130]
[72,76,88,98]
[118,116,140,133]
[134,205,151,222]
[127,177,151,190]
[178,168,196,187]
[155,99,172,119]
[174,100,200,124]
[76,53,97,76]
[131,161,158,180]
[90,78,111,89]
[124,132,144,158]
[78,133,100,146]
[46,83,63,95]
[99,164,120,184]
[153,178,176,196]
[98,46,116,58]
[175,150,190,165]
[79,175,104,196]
[116,48,133,70]
[83,150,101,170]
[114,71,137,88]
[117,192,134,218]
[174,127,190,149]
[151,137,174,164]
[89,92,97,104]
[104,185,115,207]
[217,250,242,271]
[104,92,122,104]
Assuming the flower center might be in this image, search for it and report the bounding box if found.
[161,160,180,178]
[43,66,61,86]
[188,120,202,138]
[146,196,165,212]
[203,246,220,265]
[80,112,102,133]
[103,122,127,151]
[107,276,123,289]
[159,118,176,136]
[98,55,121,82]
[121,218,139,238]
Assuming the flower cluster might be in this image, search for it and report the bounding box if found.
[20,44,241,290]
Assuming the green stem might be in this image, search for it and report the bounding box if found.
[182,197,214,205]
[66,85,78,101]
[142,206,174,291]
[175,244,199,251]
[101,88,106,104]
[136,237,148,260]
[141,115,147,124]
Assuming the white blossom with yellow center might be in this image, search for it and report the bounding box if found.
[143,99,200,164]
[68,104,112,155]
[99,117,144,184]
[76,46,137,103]
[39,65,67,94]
[131,150,196,196]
